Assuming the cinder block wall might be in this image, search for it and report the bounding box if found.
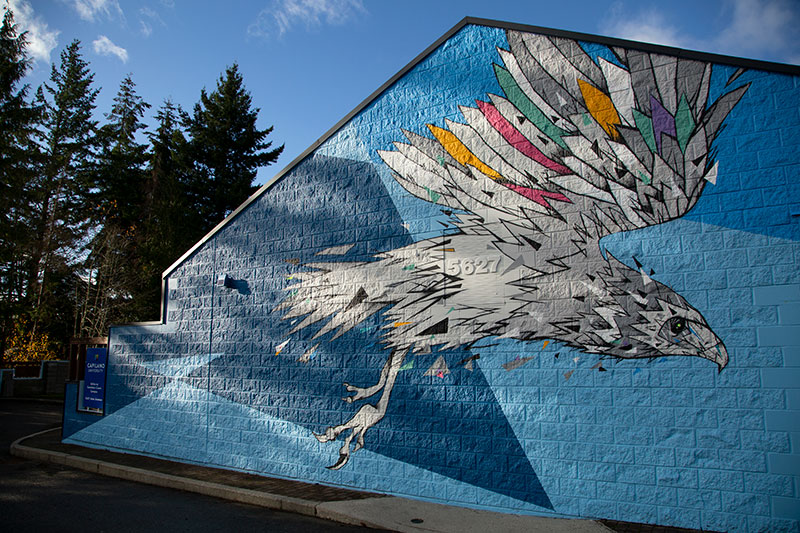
[63,21,799,532]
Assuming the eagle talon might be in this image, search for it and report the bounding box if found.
[313,427,337,443]
[327,453,350,470]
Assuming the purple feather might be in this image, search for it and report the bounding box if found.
[650,96,677,155]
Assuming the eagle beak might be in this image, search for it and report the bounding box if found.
[710,341,728,372]
[689,324,728,372]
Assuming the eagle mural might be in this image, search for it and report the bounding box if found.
[277,29,748,470]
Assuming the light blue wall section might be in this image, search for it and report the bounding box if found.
[63,23,800,532]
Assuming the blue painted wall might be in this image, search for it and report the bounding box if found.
[63,23,800,531]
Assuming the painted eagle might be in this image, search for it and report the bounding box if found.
[277,29,748,469]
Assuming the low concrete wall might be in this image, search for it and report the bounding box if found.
[0,361,68,398]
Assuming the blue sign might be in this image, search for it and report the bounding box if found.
[83,347,107,412]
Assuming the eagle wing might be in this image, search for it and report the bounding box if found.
[379,30,749,244]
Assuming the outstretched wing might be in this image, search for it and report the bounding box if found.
[379,30,749,242]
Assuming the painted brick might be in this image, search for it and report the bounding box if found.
[676,448,722,469]
[734,347,784,368]
[634,447,675,467]
[651,388,694,407]
[559,478,597,498]
[722,492,771,516]
[759,326,800,346]
[749,245,795,267]
[788,389,800,409]
[719,449,768,472]
[768,452,800,475]
[766,410,800,432]
[701,511,750,533]
[754,285,800,306]
[581,499,618,521]
[772,497,800,521]
[717,368,761,387]
[593,444,635,465]
[653,428,695,448]
[656,467,698,488]
[776,342,800,368]
[658,506,701,530]
[728,267,774,288]
[596,480,635,502]
[747,516,800,533]
[718,408,765,430]
[763,368,800,388]
[615,426,654,446]
[741,430,792,453]
[696,428,739,449]
[774,264,800,285]
[677,487,722,511]
[578,462,617,482]
[744,472,795,497]
[737,389,785,409]
[674,407,719,427]
[617,502,658,525]
[698,469,744,491]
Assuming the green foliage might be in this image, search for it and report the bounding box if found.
[183,63,283,238]
[0,8,40,356]
[23,39,99,348]
[0,6,284,359]
[77,75,152,332]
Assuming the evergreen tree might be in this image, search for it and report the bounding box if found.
[95,74,151,226]
[183,63,283,238]
[0,8,41,360]
[77,75,151,334]
[143,99,193,272]
[26,39,98,347]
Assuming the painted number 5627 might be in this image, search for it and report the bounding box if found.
[445,258,501,276]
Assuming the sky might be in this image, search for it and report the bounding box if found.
[7,0,800,185]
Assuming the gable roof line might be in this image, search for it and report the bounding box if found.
[162,16,799,282]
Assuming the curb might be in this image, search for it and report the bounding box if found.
[10,429,616,533]
[9,429,362,527]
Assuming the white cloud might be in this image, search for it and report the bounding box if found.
[602,2,696,49]
[712,0,799,63]
[6,0,60,63]
[138,6,165,37]
[248,0,366,39]
[603,0,799,64]
[72,0,123,23]
[92,35,128,62]
[139,19,152,37]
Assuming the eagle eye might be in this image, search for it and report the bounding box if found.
[668,317,686,335]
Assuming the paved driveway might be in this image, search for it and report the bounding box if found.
[0,399,380,532]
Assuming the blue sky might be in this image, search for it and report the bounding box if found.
[8,0,800,184]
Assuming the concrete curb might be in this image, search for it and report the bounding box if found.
[10,429,322,520]
[10,429,615,532]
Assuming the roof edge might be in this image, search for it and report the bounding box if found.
[162,16,800,282]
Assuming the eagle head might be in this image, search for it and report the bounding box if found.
[589,254,728,371]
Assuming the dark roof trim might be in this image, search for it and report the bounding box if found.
[162,16,799,283]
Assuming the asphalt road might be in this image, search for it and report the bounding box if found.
[0,399,382,532]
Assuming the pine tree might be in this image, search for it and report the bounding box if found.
[26,39,98,347]
[143,100,193,274]
[95,74,151,226]
[0,8,41,360]
[78,75,152,334]
[183,63,283,237]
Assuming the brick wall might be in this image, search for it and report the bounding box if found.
[63,21,799,532]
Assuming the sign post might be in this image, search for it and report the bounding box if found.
[83,347,107,413]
